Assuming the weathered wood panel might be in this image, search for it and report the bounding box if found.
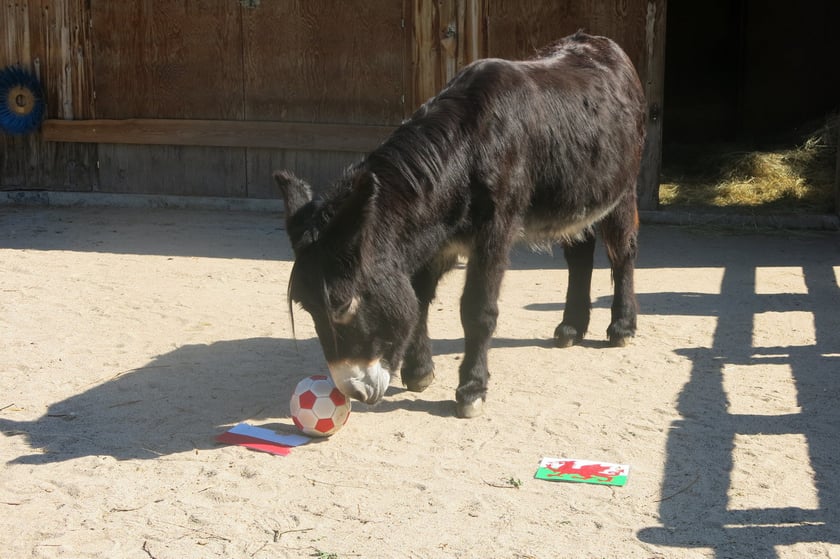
[246,149,363,199]
[242,1,407,125]
[1,1,34,65]
[42,119,393,151]
[89,0,245,196]
[242,1,408,199]
[637,0,667,210]
[835,120,840,215]
[91,0,243,119]
[1,0,97,190]
[96,144,247,197]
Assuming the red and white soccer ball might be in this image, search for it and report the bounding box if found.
[289,374,351,437]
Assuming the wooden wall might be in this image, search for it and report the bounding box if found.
[0,0,97,190]
[2,0,667,209]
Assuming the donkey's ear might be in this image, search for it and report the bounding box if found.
[274,170,321,254]
[274,170,312,216]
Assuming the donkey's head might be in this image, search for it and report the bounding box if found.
[275,170,418,405]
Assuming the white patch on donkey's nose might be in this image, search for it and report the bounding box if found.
[328,360,391,405]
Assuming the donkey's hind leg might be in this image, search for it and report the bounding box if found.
[554,231,596,347]
[600,197,639,347]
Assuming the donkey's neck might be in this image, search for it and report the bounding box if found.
[358,173,467,276]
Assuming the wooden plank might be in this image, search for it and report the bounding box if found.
[411,0,488,111]
[835,120,840,216]
[458,0,488,68]
[637,0,667,211]
[39,0,96,120]
[412,0,442,108]
[90,0,243,119]
[1,1,33,65]
[42,119,394,152]
[97,145,247,197]
[242,1,406,125]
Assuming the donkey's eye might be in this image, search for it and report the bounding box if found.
[331,296,360,325]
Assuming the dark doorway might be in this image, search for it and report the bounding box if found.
[661,0,839,212]
[665,0,840,147]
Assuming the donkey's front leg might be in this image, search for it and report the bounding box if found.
[554,231,596,347]
[402,258,454,392]
[456,239,511,418]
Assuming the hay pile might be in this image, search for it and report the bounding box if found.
[660,114,838,213]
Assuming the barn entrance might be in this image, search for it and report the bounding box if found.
[662,0,840,212]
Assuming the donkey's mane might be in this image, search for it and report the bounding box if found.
[364,92,476,198]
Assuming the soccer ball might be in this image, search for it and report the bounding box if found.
[289,375,351,437]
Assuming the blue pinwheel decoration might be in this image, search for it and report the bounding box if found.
[0,65,46,135]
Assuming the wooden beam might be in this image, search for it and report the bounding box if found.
[637,0,668,211]
[835,118,840,216]
[41,119,395,152]
[412,0,442,109]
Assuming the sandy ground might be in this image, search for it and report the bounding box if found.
[1,206,839,559]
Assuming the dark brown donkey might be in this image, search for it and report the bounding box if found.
[275,32,646,418]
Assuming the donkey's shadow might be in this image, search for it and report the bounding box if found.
[1,333,562,464]
[1,337,321,465]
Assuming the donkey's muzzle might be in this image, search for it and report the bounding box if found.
[327,360,390,405]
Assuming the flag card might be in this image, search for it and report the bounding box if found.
[535,457,629,486]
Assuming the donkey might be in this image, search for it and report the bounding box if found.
[275,32,646,418]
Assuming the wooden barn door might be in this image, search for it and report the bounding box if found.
[88,0,409,197]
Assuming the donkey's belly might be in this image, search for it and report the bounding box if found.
[522,197,622,247]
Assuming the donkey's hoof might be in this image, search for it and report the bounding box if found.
[403,370,435,393]
[608,334,633,348]
[554,323,583,348]
[607,321,635,347]
[456,398,484,419]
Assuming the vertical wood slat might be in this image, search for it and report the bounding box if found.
[637,0,667,211]
[412,0,441,109]
[411,0,487,111]
[835,119,840,215]
[1,1,33,65]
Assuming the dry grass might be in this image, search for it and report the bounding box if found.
[660,115,838,213]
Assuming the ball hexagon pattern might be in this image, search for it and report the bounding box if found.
[290,374,351,437]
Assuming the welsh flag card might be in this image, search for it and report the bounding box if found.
[535,457,629,486]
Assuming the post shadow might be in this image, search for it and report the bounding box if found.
[637,259,840,557]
